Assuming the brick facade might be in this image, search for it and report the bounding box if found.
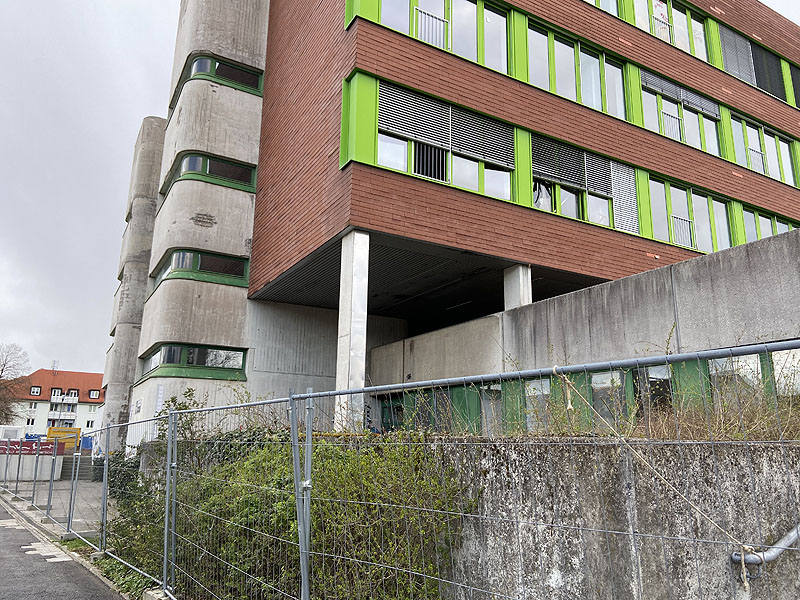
[250,0,800,295]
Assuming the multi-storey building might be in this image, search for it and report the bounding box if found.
[4,369,104,436]
[104,0,800,432]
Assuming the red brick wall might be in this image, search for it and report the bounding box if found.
[351,19,800,221]
[349,163,697,281]
[250,2,799,295]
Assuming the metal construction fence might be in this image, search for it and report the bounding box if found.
[2,339,800,599]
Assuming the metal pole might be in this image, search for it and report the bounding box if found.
[289,397,310,600]
[169,416,178,591]
[2,439,9,489]
[162,412,175,593]
[67,443,81,532]
[14,437,23,495]
[303,397,314,566]
[31,438,41,505]
[100,426,110,552]
[46,438,57,518]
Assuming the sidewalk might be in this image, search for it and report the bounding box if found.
[6,479,104,534]
[0,501,122,600]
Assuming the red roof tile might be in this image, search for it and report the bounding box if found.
[19,369,105,404]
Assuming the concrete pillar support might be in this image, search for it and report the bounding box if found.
[334,230,370,431]
[503,264,533,311]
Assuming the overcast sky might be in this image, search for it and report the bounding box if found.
[0,1,798,375]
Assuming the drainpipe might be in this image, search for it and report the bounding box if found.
[731,524,800,565]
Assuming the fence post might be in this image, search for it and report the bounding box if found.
[14,437,23,496]
[30,437,41,506]
[169,415,178,592]
[303,397,314,576]
[290,396,310,600]
[2,439,9,490]
[162,411,175,593]
[67,440,81,532]
[100,426,110,552]
[46,438,58,518]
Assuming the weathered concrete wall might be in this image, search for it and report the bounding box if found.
[103,118,166,440]
[369,230,800,383]
[445,440,800,600]
[0,456,63,482]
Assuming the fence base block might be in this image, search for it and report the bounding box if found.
[142,589,169,600]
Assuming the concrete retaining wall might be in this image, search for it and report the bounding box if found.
[369,229,800,384]
[445,440,800,600]
[0,455,63,482]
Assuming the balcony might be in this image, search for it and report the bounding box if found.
[48,410,77,420]
[50,394,79,404]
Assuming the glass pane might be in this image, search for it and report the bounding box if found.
[452,0,478,62]
[691,17,708,61]
[712,200,731,250]
[634,0,650,31]
[554,38,577,101]
[743,210,757,242]
[418,0,444,16]
[525,378,551,431]
[162,346,182,365]
[672,5,691,52]
[709,355,762,400]
[186,347,205,366]
[381,0,410,34]
[580,50,602,110]
[650,180,669,242]
[671,187,692,247]
[684,110,701,149]
[181,155,204,174]
[732,119,747,167]
[528,27,550,89]
[605,61,625,119]
[652,0,671,42]
[215,63,261,88]
[591,371,626,427]
[765,134,781,180]
[207,159,253,183]
[779,140,796,186]
[205,350,244,369]
[484,6,508,74]
[772,349,800,399]
[746,123,765,174]
[759,215,773,238]
[704,118,720,156]
[484,167,510,200]
[198,255,246,277]
[776,221,790,234]
[533,180,553,211]
[452,155,479,191]
[670,186,689,218]
[172,251,194,270]
[377,133,407,171]
[692,194,714,252]
[191,57,213,76]
[643,90,660,133]
[599,0,618,16]
[661,98,681,141]
[587,194,610,226]
[560,187,579,218]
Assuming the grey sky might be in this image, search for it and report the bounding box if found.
[0,1,798,374]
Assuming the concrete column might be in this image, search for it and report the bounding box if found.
[334,230,370,431]
[503,264,533,310]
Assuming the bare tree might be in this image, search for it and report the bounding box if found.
[0,343,31,423]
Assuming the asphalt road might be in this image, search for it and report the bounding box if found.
[0,502,122,600]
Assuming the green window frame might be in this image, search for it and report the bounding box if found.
[152,249,249,291]
[140,344,247,383]
[162,152,257,196]
[731,116,798,185]
[377,133,514,201]
[527,24,628,120]
[531,178,614,228]
[377,0,511,75]
[581,0,620,18]
[742,207,795,242]
[169,54,263,110]
[643,89,720,156]
[632,0,708,62]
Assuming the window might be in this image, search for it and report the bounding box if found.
[791,64,800,112]
[141,344,246,380]
[153,250,249,289]
[30,386,41,396]
[732,117,796,184]
[640,74,720,156]
[66,389,78,398]
[649,180,731,251]
[587,194,611,226]
[772,349,800,400]
[28,402,35,409]
[63,404,75,413]
[162,153,256,195]
[528,27,549,89]
[26,419,35,426]
[720,24,788,100]
[380,0,410,34]
[532,180,553,211]
[88,390,100,399]
[451,1,507,73]
[47,420,56,428]
[605,60,626,119]
[377,82,515,200]
[483,6,508,74]
[744,208,779,241]
[560,187,581,219]
[452,0,477,62]
[525,378,552,431]
[591,371,627,428]
[634,0,708,61]
[86,421,95,429]
[170,55,263,111]
[580,49,602,111]
[712,199,731,250]
[88,405,98,413]
[554,37,577,101]
[50,388,62,399]
[582,0,618,17]
[50,403,58,412]
[751,43,787,101]
[634,365,673,412]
